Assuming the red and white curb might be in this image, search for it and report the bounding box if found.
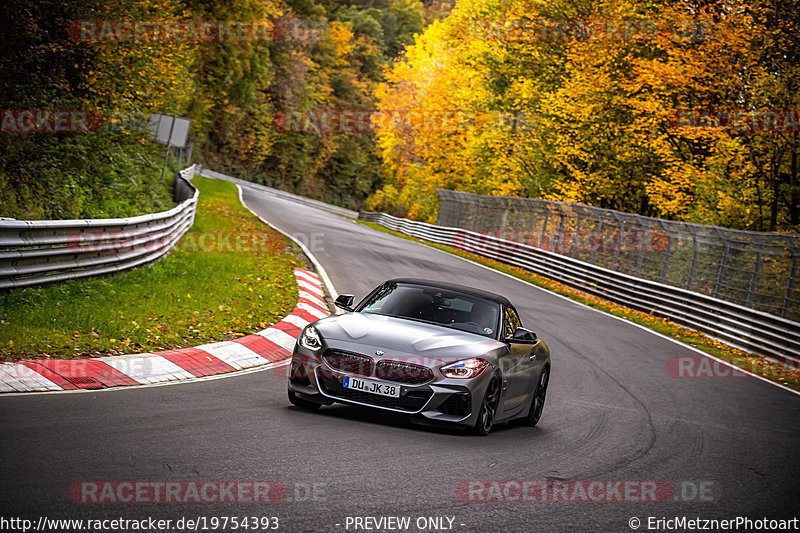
[0,268,328,393]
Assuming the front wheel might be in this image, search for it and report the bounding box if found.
[472,376,501,436]
[525,367,549,427]
[288,389,322,410]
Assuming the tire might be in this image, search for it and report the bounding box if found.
[472,376,501,436]
[525,366,549,427]
[288,389,322,410]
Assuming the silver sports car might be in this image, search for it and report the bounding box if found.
[287,279,551,435]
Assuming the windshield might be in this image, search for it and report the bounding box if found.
[359,283,501,339]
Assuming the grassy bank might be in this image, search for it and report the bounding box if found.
[0,130,179,220]
[358,220,800,392]
[0,177,302,360]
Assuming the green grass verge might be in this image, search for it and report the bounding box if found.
[357,220,800,393]
[0,176,302,360]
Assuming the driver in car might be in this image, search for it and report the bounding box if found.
[470,301,498,336]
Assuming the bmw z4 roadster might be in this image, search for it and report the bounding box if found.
[287,279,551,435]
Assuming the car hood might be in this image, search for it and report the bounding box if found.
[314,312,505,363]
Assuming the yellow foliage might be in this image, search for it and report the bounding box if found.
[368,0,800,231]
[329,21,355,60]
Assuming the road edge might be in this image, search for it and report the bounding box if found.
[235,183,341,313]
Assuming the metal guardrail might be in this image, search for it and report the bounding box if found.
[359,211,800,365]
[0,165,199,290]
[199,168,358,218]
[437,189,800,322]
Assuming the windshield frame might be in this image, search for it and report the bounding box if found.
[354,282,503,340]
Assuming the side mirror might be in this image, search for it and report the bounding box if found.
[507,327,537,344]
[334,294,355,312]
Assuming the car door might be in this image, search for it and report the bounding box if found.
[498,306,537,414]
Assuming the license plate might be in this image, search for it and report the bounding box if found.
[343,376,400,398]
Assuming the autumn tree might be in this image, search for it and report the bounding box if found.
[0,0,197,219]
[370,0,800,231]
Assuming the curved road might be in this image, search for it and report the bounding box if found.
[1,183,798,532]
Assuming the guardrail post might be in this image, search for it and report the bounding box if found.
[746,234,764,308]
[634,215,646,278]
[659,220,673,283]
[714,228,730,299]
[555,204,566,254]
[571,212,583,258]
[470,196,479,231]
[450,193,459,227]
[590,218,602,265]
[540,204,550,250]
[686,225,700,291]
[528,206,538,247]
[612,212,624,271]
[783,236,798,319]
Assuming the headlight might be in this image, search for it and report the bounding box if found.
[299,325,323,351]
[440,358,490,379]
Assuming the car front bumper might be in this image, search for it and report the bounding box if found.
[287,344,494,427]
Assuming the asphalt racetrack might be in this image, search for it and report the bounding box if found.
[2,184,798,532]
